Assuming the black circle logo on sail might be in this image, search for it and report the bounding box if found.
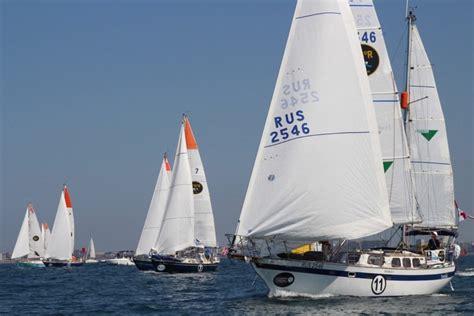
[192,181,203,195]
[361,44,379,76]
[32,235,39,241]
[273,272,295,287]
[371,275,387,295]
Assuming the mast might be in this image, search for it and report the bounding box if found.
[403,9,416,125]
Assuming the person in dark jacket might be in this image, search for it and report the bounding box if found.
[427,231,441,250]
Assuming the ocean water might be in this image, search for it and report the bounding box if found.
[1,256,473,315]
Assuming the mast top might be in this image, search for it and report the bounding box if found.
[407,9,417,24]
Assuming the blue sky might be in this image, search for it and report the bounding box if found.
[1,0,472,252]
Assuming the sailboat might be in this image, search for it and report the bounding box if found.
[134,154,172,271]
[11,204,45,267]
[85,238,98,263]
[150,116,219,273]
[43,185,83,267]
[229,0,457,297]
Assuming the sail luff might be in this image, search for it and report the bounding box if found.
[350,0,421,224]
[407,24,456,228]
[236,0,392,242]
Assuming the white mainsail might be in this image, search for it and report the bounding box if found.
[29,208,44,258]
[89,238,96,259]
[236,0,392,242]
[12,204,43,259]
[135,155,172,256]
[184,116,217,247]
[45,186,74,260]
[407,24,456,228]
[350,0,421,224]
[155,124,195,254]
[41,223,51,255]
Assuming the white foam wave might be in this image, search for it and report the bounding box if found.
[456,271,474,277]
[270,289,335,300]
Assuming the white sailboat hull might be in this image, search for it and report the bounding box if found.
[252,258,455,297]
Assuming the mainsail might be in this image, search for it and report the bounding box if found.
[184,116,217,247]
[135,154,172,256]
[88,238,96,259]
[45,186,74,260]
[350,0,421,224]
[12,204,43,259]
[41,223,51,255]
[406,23,456,228]
[155,123,195,254]
[236,0,392,242]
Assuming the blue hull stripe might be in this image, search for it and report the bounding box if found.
[255,262,455,281]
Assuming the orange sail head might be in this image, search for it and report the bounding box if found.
[64,186,73,208]
[184,116,198,150]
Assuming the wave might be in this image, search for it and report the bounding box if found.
[270,289,335,300]
[456,271,474,277]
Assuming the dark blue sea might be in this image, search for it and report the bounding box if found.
[1,256,473,315]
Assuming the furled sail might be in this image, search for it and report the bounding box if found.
[135,154,172,256]
[155,123,195,254]
[350,0,421,224]
[184,116,217,247]
[236,0,392,242]
[407,24,456,228]
[45,187,74,260]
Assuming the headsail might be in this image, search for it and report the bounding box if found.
[406,23,456,228]
[11,208,30,259]
[135,154,172,256]
[350,0,421,224]
[155,123,195,254]
[89,238,96,259]
[236,0,392,242]
[41,223,51,255]
[184,115,217,247]
[45,186,74,260]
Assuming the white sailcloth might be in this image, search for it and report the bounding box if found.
[11,208,30,259]
[28,208,44,258]
[407,24,456,228]
[350,0,421,224]
[45,187,74,260]
[184,116,217,247]
[41,223,51,255]
[236,0,392,242]
[135,155,172,255]
[89,238,96,259]
[11,205,43,259]
[155,124,195,254]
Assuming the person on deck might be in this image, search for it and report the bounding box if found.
[427,231,441,250]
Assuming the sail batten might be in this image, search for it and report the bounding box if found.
[236,0,392,242]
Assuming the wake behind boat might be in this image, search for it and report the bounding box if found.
[229,0,458,297]
[43,185,83,267]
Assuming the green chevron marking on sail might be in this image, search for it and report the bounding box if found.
[418,130,438,141]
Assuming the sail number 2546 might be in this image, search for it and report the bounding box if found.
[270,110,310,144]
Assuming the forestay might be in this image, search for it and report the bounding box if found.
[135,155,172,255]
[184,116,217,247]
[236,0,392,242]
[407,25,456,228]
[155,124,195,254]
[350,0,421,224]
